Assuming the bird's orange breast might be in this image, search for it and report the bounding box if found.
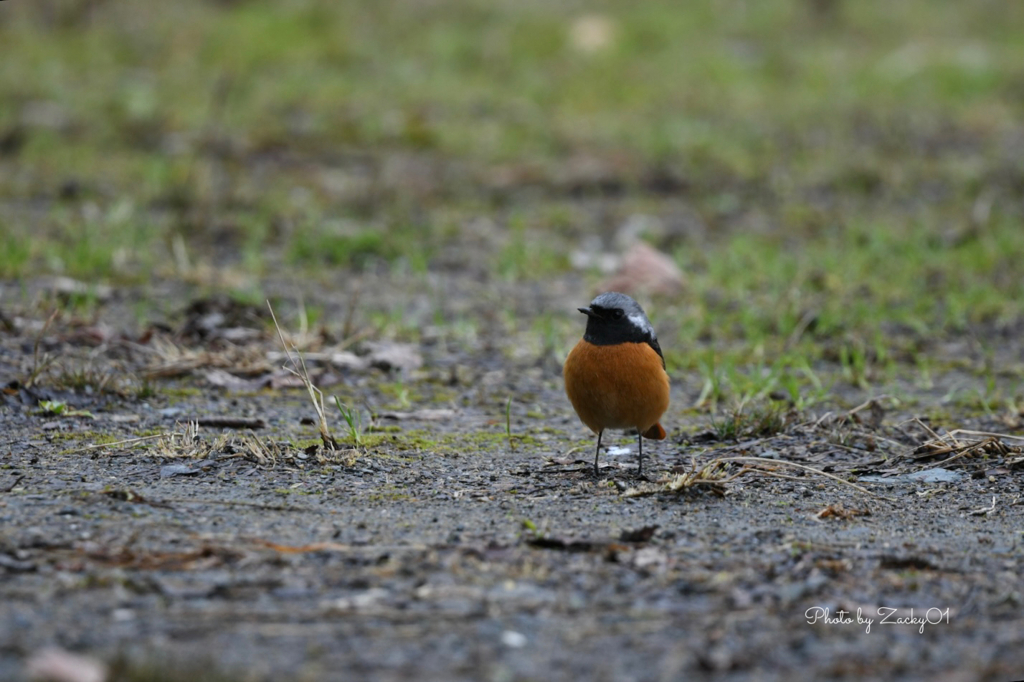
[563,340,669,437]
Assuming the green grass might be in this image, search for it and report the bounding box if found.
[710,399,791,442]
[3,0,1024,400]
[333,397,366,446]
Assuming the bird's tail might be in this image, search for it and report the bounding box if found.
[642,422,667,440]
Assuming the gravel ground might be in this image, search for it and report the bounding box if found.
[2,279,1023,682]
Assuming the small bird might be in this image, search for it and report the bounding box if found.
[564,292,670,476]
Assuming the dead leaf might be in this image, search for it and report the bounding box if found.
[101,489,173,509]
[85,545,242,571]
[815,503,871,520]
[527,536,603,552]
[179,295,266,341]
[878,555,939,571]
[619,525,659,543]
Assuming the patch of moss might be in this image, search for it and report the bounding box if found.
[367,487,415,502]
[163,387,202,398]
[437,430,544,450]
[367,425,402,434]
[334,433,391,449]
[388,429,441,450]
[48,432,85,443]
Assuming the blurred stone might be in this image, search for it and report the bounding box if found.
[22,101,70,131]
[858,468,964,485]
[614,214,665,251]
[600,241,685,297]
[500,630,528,648]
[26,647,107,682]
[203,369,266,391]
[569,249,619,274]
[569,15,616,53]
[49,277,113,302]
[160,465,199,478]
[364,342,423,373]
[329,351,367,371]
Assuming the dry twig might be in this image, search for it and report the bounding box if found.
[908,426,1024,469]
[968,496,998,516]
[268,301,338,451]
[625,454,896,501]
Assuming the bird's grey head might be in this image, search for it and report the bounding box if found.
[578,291,656,344]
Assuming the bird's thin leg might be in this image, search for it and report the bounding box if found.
[594,430,604,476]
[637,431,644,477]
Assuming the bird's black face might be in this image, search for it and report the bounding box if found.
[578,292,656,347]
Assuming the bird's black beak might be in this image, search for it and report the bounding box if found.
[578,306,594,317]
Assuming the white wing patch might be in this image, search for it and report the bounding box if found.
[628,312,654,338]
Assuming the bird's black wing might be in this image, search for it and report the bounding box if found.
[647,336,665,369]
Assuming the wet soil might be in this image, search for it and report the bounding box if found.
[1,276,1023,682]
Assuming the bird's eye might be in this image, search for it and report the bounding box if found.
[613,309,624,319]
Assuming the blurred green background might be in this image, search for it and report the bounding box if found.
[1,0,1023,402]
